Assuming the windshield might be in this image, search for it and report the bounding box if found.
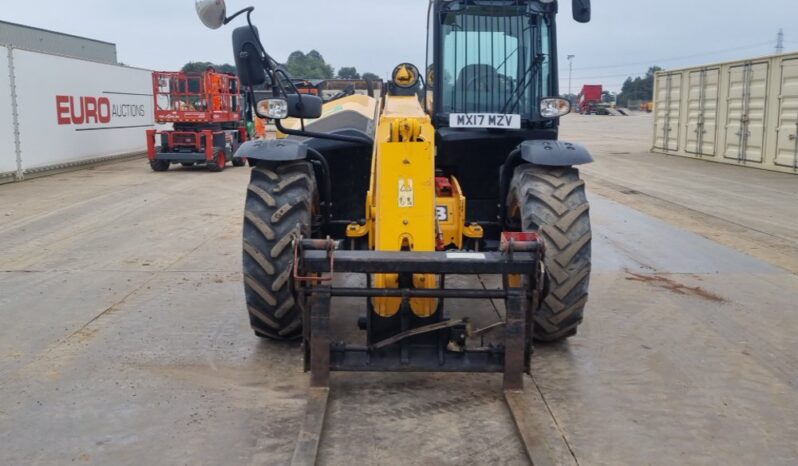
[439,4,552,117]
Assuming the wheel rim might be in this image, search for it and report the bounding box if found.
[217,150,226,168]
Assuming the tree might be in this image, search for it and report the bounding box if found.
[181,62,236,74]
[617,66,662,107]
[362,72,380,81]
[284,50,334,79]
[338,67,361,80]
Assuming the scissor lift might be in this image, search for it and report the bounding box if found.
[146,70,248,172]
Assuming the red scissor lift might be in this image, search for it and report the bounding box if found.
[147,70,248,172]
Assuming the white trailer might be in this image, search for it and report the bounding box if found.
[1,45,156,182]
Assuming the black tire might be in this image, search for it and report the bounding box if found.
[507,165,592,342]
[232,158,246,167]
[242,161,317,340]
[150,160,169,172]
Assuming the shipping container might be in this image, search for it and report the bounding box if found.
[652,51,798,174]
[0,45,156,182]
[0,47,16,180]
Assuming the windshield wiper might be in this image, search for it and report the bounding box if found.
[501,53,545,114]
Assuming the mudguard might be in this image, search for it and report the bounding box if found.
[519,140,593,166]
[234,139,307,162]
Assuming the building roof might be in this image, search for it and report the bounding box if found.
[0,20,117,64]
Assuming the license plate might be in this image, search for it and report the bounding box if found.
[449,113,521,129]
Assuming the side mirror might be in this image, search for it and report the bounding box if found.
[232,26,267,86]
[572,0,591,23]
[286,94,323,119]
[196,0,227,30]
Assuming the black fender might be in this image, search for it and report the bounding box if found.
[519,140,593,166]
[234,139,308,162]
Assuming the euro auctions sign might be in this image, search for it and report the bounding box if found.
[9,47,156,171]
[56,95,148,127]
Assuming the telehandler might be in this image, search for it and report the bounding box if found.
[196,0,593,463]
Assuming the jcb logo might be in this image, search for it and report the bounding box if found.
[56,96,112,125]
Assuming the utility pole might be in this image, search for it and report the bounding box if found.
[567,55,575,99]
[776,28,784,55]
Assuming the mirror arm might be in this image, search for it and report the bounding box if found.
[224,6,255,25]
[273,68,307,131]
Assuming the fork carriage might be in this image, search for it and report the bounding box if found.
[295,234,543,391]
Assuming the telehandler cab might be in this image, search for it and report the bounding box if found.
[196,0,593,462]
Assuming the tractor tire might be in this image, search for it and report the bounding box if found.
[232,157,246,167]
[150,160,169,172]
[208,150,226,172]
[507,164,592,342]
[242,161,317,340]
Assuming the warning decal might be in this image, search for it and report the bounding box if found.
[399,179,414,208]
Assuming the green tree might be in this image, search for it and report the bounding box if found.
[181,62,236,74]
[362,72,380,81]
[284,50,334,79]
[337,67,361,80]
[617,66,662,106]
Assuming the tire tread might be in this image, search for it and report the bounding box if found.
[243,161,315,340]
[508,164,592,342]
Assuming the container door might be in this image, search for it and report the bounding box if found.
[724,62,769,163]
[775,58,798,169]
[686,68,719,156]
[654,73,681,151]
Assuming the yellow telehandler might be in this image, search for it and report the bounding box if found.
[196,1,593,462]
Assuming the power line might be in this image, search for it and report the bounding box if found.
[560,71,654,81]
[570,41,773,72]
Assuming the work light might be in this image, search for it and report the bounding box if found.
[540,98,571,118]
[257,99,288,119]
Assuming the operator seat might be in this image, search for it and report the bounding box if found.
[454,64,501,112]
[456,64,499,94]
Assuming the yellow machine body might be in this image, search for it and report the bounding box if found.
[279,86,480,319]
[434,176,484,249]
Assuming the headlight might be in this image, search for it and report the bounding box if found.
[257,98,288,119]
[540,98,571,118]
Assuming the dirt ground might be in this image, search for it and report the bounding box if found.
[1,114,797,465]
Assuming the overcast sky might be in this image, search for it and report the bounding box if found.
[4,0,798,92]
